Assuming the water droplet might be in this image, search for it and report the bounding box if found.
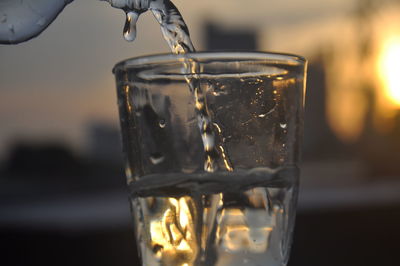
[206,82,214,92]
[280,123,287,129]
[213,88,228,96]
[123,11,139,42]
[248,78,261,85]
[245,136,255,145]
[150,153,165,165]
[212,85,228,96]
[159,119,166,128]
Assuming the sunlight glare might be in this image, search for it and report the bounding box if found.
[378,36,400,107]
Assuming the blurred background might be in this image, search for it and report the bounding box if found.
[1,0,400,265]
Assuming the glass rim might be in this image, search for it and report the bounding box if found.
[113,51,306,73]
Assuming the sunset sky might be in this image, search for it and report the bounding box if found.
[0,0,361,159]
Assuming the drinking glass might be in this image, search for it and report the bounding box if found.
[113,52,307,266]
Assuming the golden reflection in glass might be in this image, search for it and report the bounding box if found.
[136,185,292,264]
[216,208,273,254]
[218,145,233,172]
[214,188,275,255]
[377,35,400,108]
[148,196,198,265]
[124,85,132,113]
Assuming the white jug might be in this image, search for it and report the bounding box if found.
[0,0,74,44]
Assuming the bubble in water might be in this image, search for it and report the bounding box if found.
[159,119,166,128]
[244,136,255,146]
[123,11,139,42]
[248,78,262,85]
[150,153,165,165]
[214,86,228,96]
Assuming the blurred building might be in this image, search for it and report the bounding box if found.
[204,22,258,51]
[85,121,122,165]
[303,54,345,160]
[2,142,83,179]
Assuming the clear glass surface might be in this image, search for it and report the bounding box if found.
[113,52,307,266]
